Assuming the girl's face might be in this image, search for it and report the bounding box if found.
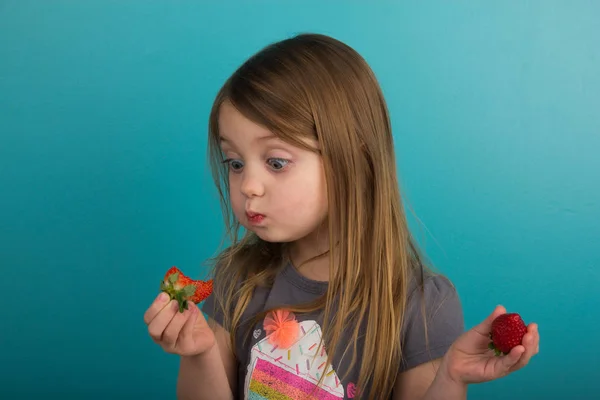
[218,101,328,245]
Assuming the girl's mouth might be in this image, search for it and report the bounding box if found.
[246,212,265,225]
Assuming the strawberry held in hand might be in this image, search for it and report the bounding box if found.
[488,312,528,356]
[159,266,213,313]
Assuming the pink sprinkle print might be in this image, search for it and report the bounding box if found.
[335,376,339,387]
[274,356,282,362]
[306,359,310,370]
[296,364,299,375]
[347,382,357,398]
[318,362,325,370]
[309,343,317,351]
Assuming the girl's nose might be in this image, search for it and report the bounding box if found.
[240,170,265,198]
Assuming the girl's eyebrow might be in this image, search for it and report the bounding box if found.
[219,133,278,144]
[218,136,235,149]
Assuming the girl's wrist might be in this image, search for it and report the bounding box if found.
[184,344,218,363]
[439,351,467,390]
[422,353,468,400]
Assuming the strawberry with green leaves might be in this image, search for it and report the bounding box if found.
[159,266,213,313]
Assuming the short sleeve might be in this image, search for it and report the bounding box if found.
[201,282,226,328]
[399,274,464,372]
[201,265,240,331]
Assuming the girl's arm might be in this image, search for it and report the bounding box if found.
[392,358,466,400]
[177,318,238,400]
[393,306,539,400]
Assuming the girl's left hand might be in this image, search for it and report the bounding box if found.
[442,305,540,385]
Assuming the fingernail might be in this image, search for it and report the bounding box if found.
[158,292,168,302]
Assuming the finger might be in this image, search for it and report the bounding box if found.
[179,303,200,345]
[527,323,539,352]
[500,344,526,371]
[521,324,539,357]
[144,292,171,325]
[162,306,195,349]
[473,305,507,337]
[147,299,179,342]
[535,324,540,354]
[512,323,539,369]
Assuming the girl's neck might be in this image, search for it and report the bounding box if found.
[288,224,330,282]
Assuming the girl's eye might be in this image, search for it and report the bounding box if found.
[267,158,289,171]
[223,159,244,171]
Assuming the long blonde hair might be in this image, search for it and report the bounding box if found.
[207,33,430,399]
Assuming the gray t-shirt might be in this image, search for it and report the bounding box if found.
[202,262,464,399]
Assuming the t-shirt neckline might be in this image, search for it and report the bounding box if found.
[281,261,328,295]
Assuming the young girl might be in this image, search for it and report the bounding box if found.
[144,33,540,399]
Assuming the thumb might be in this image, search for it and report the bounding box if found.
[472,305,507,336]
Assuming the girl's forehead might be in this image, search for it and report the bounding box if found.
[218,102,271,139]
[218,102,319,151]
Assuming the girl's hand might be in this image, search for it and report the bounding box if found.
[442,305,540,385]
[144,292,216,357]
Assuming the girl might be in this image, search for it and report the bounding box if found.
[144,33,540,400]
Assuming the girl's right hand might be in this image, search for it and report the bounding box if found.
[144,292,216,357]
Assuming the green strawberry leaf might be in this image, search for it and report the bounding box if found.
[183,284,196,297]
[168,272,179,284]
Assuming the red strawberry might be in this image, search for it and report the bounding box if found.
[488,312,527,356]
[160,266,213,313]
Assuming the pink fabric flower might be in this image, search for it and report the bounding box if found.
[347,382,357,398]
[263,309,299,349]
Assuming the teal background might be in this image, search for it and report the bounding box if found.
[1,1,598,399]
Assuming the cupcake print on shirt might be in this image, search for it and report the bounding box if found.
[244,310,346,399]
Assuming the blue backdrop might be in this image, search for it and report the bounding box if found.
[1,1,598,399]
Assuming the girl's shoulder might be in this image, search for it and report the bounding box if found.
[406,266,460,303]
[399,268,464,371]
